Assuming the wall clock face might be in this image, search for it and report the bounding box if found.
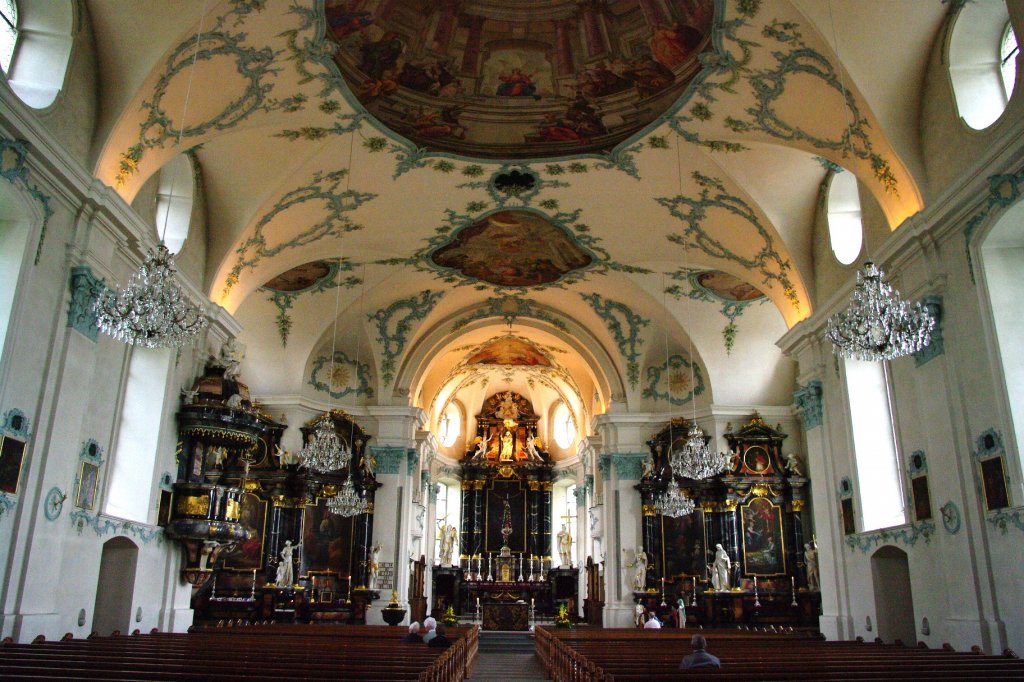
[44,486,66,520]
[743,446,770,473]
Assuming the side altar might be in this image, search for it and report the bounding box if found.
[431,392,578,623]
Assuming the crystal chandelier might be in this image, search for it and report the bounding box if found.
[826,261,935,361]
[654,476,695,518]
[94,244,208,348]
[298,417,351,473]
[671,422,732,480]
[326,477,368,517]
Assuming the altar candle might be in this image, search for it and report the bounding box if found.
[476,597,480,608]
[531,598,534,608]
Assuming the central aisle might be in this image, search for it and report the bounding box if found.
[468,632,548,681]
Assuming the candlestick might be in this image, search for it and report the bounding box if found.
[691,577,697,606]
[790,576,798,607]
[660,577,667,607]
[518,555,524,582]
[753,576,761,608]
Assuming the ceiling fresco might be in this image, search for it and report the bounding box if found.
[465,335,554,367]
[326,0,715,159]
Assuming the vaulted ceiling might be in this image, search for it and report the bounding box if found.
[84,0,948,459]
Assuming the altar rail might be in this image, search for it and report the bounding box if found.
[534,627,1024,681]
[0,623,478,681]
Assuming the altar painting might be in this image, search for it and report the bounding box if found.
[301,498,356,576]
[661,508,705,577]
[485,480,528,554]
[222,492,267,570]
[741,496,785,575]
[430,210,593,288]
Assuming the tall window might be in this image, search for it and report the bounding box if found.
[155,155,194,254]
[0,0,17,73]
[827,170,863,266]
[105,348,172,523]
[948,1,1014,130]
[845,358,906,531]
[437,401,461,448]
[552,402,576,449]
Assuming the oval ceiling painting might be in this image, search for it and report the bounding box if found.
[430,210,593,287]
[326,0,715,159]
[695,270,766,302]
[261,260,334,292]
[466,336,553,367]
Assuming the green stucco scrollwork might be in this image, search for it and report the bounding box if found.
[308,350,374,399]
[579,293,649,388]
[369,290,446,384]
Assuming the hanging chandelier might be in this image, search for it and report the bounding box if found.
[298,417,351,473]
[654,476,695,518]
[671,423,732,480]
[326,477,368,517]
[94,244,208,348]
[826,261,935,361]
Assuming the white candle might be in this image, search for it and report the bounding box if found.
[476,597,480,607]
[531,598,534,608]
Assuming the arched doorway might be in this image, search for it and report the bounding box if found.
[870,545,915,644]
[92,537,139,636]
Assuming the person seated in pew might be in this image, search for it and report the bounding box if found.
[643,614,662,629]
[680,634,721,669]
[421,616,438,643]
[427,623,452,648]
[401,621,422,643]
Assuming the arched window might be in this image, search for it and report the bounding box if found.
[552,402,576,449]
[155,155,195,254]
[844,358,906,532]
[0,0,17,73]
[1000,21,1019,101]
[2,0,73,109]
[437,401,461,449]
[948,1,1014,130]
[827,170,863,266]
[105,348,173,523]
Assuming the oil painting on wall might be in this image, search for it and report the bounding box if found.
[302,498,356,577]
[222,492,268,570]
[661,508,706,578]
[325,0,715,159]
[741,496,785,575]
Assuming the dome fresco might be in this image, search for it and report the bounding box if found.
[326,0,715,159]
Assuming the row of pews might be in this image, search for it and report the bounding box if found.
[0,623,478,681]
[534,626,1024,681]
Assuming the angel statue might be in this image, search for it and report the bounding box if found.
[784,453,803,477]
[624,547,648,592]
[438,523,458,565]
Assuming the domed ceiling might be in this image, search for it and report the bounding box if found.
[327,0,715,159]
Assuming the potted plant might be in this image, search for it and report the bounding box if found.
[555,603,573,629]
[441,605,458,627]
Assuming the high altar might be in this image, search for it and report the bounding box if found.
[432,392,577,628]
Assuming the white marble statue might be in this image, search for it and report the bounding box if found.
[711,544,731,591]
[804,541,819,591]
[438,523,458,566]
[677,598,687,628]
[784,453,803,477]
[276,540,298,587]
[367,543,382,589]
[526,434,543,461]
[625,548,648,592]
[557,524,573,567]
[217,338,245,380]
[471,434,492,460]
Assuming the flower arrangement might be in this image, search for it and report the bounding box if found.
[441,605,458,626]
[555,603,573,628]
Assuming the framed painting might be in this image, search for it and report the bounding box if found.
[981,457,1009,511]
[911,476,932,520]
[157,489,173,526]
[75,461,99,509]
[660,508,706,578]
[301,498,356,577]
[0,436,26,494]
[222,492,268,570]
[742,445,772,475]
[740,497,785,575]
[841,498,856,535]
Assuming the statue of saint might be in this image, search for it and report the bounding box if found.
[275,540,299,587]
[557,524,573,567]
[438,523,458,565]
[710,544,731,591]
[804,541,819,591]
[526,434,543,461]
[215,338,245,380]
[625,548,648,592]
[367,543,382,589]
[676,597,687,628]
[499,430,514,461]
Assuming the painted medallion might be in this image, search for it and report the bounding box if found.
[430,210,593,287]
[325,0,715,159]
[262,260,333,292]
[695,270,765,302]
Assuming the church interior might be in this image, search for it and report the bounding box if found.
[0,0,1023,677]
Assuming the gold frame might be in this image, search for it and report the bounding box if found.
[739,496,787,576]
[659,507,707,580]
[75,461,100,510]
[300,497,357,579]
[223,491,268,570]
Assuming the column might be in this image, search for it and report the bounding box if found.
[460,15,485,75]
[577,1,609,59]
[430,1,460,55]
[555,21,576,77]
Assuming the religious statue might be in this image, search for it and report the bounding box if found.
[367,543,382,589]
[640,457,654,480]
[625,548,648,592]
[275,444,299,467]
[207,446,227,470]
[710,544,731,591]
[275,540,299,587]
[495,391,520,420]
[526,434,543,461]
[471,434,492,460]
[676,598,687,628]
[438,523,458,566]
[499,429,514,462]
[804,540,819,591]
[784,453,804,477]
[557,524,573,567]
[215,338,245,380]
